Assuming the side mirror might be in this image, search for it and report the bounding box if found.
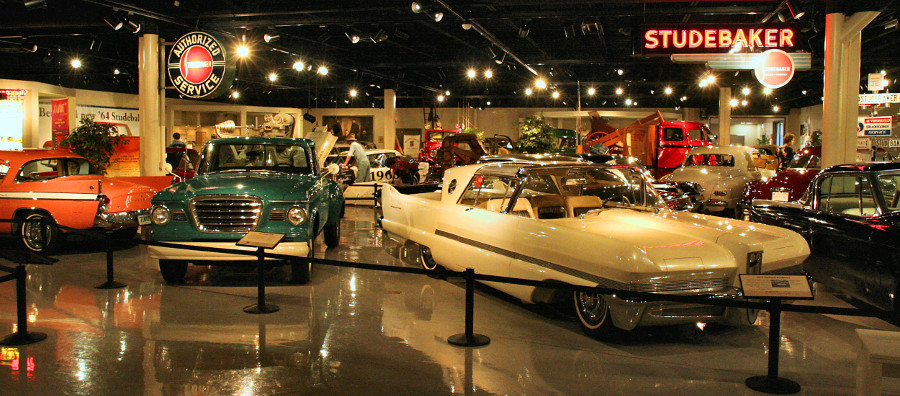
[163,163,174,175]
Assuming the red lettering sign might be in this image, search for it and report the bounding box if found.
[755,49,795,89]
[637,24,804,55]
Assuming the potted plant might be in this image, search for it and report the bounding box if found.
[516,115,553,153]
[59,118,124,174]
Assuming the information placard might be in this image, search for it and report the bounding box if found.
[236,231,285,249]
[739,274,814,299]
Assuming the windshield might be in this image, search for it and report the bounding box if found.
[200,143,312,175]
[788,154,821,169]
[684,153,735,167]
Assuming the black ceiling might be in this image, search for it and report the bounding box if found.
[0,0,897,115]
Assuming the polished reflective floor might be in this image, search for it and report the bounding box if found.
[0,206,898,395]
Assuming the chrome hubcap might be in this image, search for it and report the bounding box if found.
[577,292,607,324]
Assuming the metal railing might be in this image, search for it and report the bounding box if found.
[1,215,894,394]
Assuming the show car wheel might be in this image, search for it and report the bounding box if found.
[21,212,59,253]
[419,245,440,271]
[159,260,188,284]
[291,237,314,284]
[573,290,617,339]
[324,220,341,248]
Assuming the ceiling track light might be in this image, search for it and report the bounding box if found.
[264,32,279,43]
[124,19,141,34]
[103,15,124,30]
[345,32,360,43]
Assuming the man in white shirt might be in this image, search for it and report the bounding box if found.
[342,135,370,183]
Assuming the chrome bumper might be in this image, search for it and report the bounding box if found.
[94,208,150,228]
[607,287,743,330]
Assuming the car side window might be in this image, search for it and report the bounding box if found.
[16,159,59,182]
[878,173,900,213]
[0,163,8,180]
[458,174,518,211]
[688,128,704,141]
[818,174,876,216]
[663,128,683,141]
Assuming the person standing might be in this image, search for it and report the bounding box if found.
[169,132,186,148]
[343,135,370,183]
[777,133,796,169]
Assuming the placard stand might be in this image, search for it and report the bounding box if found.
[740,274,814,395]
[237,232,285,314]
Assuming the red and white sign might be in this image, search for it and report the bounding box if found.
[51,98,70,148]
[167,32,235,99]
[859,93,900,105]
[755,49,795,89]
[868,73,884,91]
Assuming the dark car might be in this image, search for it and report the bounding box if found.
[749,162,900,311]
[739,147,822,219]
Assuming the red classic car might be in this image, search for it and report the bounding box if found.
[740,147,822,212]
[0,149,156,252]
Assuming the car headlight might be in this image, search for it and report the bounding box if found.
[151,206,171,226]
[287,206,308,226]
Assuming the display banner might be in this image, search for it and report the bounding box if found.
[858,116,892,136]
[51,98,70,148]
[636,23,806,55]
[167,32,236,99]
[105,137,141,177]
[0,89,26,150]
[754,49,795,89]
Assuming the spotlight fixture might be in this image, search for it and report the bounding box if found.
[124,19,141,34]
[264,33,280,43]
[617,69,624,76]
[518,22,530,38]
[587,87,595,96]
[742,87,751,96]
[763,87,772,95]
[773,105,780,112]
[881,69,887,76]
[113,68,120,75]
[730,98,739,107]
[535,78,547,89]
[21,42,37,53]
[103,15,124,30]
[268,72,278,82]
[484,70,493,79]
[70,58,81,69]
[293,61,305,71]
[625,98,632,106]
[615,87,623,95]
[372,29,389,43]
[741,100,748,106]
[525,88,533,96]
[680,96,687,101]
[350,89,358,97]
[232,91,240,99]
[445,90,450,96]
[461,22,473,30]
[705,74,716,83]
[437,94,444,102]
[317,65,328,75]
[785,1,805,19]
[493,52,506,65]
[552,91,560,99]
[664,87,673,95]
[236,44,250,58]
[411,1,422,13]
[431,9,443,22]
[467,69,476,79]
[345,32,361,44]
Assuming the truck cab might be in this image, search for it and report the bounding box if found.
[656,121,712,177]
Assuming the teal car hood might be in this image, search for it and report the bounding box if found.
[154,172,321,201]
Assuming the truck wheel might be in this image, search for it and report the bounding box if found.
[291,238,314,284]
[324,220,341,248]
[20,212,59,254]
[573,290,618,339]
[159,260,188,284]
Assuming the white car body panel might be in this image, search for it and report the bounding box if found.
[381,163,810,330]
[661,145,765,215]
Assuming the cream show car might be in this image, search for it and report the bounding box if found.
[660,145,771,218]
[379,161,809,339]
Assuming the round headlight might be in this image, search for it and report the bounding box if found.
[151,206,171,226]
[287,206,308,226]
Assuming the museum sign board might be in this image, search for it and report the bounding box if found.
[167,32,236,99]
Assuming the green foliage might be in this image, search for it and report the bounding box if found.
[756,134,771,145]
[59,118,124,174]
[516,115,554,153]
[462,126,485,142]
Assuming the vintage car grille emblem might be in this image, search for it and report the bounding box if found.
[189,195,262,233]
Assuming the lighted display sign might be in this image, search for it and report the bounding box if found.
[755,49,795,89]
[0,89,28,101]
[636,24,803,55]
[167,32,236,99]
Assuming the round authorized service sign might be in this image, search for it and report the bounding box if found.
[167,32,236,99]
[755,49,795,89]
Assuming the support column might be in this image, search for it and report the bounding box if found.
[139,32,163,176]
[822,10,879,167]
[383,89,397,151]
[718,87,731,146]
[23,89,40,148]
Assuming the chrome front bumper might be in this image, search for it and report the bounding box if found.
[606,287,743,330]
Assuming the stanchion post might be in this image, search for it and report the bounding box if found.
[0,264,47,346]
[243,247,279,314]
[95,232,126,289]
[448,268,490,347]
[745,299,801,394]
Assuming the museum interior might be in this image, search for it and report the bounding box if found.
[1,1,900,395]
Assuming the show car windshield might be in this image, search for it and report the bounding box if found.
[200,143,312,175]
[458,165,664,218]
[683,153,735,167]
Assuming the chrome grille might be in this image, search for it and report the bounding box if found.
[189,195,263,233]
[630,277,730,294]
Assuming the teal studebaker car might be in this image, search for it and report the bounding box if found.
[147,137,344,284]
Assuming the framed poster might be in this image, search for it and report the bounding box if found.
[322,116,374,144]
